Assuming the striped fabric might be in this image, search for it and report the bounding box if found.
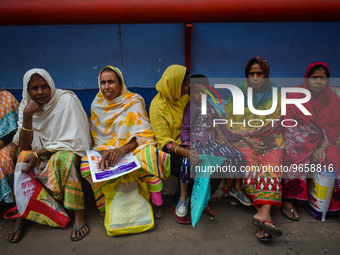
[81,145,170,213]
[18,150,84,211]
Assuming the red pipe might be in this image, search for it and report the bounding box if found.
[1,0,340,25]
[185,24,193,72]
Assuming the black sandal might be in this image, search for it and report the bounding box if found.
[7,224,26,243]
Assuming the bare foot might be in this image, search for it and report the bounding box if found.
[71,210,89,241]
[6,217,26,243]
[256,229,272,241]
[253,211,276,229]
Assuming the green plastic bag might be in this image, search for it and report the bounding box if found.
[191,154,226,227]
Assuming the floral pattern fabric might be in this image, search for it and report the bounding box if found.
[0,90,19,203]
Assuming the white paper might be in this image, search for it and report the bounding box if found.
[86,150,141,183]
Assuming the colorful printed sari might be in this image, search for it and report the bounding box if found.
[224,56,283,207]
[0,90,19,204]
[282,62,340,214]
[81,66,170,212]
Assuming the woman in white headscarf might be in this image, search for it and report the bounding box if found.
[6,68,91,243]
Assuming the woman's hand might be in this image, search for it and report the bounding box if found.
[310,147,327,163]
[99,146,129,170]
[22,154,37,173]
[24,99,42,116]
[185,149,200,165]
[230,141,242,150]
[244,138,267,154]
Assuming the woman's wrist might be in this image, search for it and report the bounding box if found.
[124,143,132,153]
[319,145,327,151]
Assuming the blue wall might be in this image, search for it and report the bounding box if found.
[1,22,339,114]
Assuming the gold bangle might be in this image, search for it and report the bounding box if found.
[244,136,250,141]
[32,151,39,160]
[125,143,132,152]
[174,145,179,154]
[21,126,33,132]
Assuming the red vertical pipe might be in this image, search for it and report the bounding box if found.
[185,24,193,73]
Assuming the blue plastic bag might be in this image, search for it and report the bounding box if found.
[191,154,226,227]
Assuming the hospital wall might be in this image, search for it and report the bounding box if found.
[1,22,339,114]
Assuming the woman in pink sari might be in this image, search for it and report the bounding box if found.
[282,62,340,221]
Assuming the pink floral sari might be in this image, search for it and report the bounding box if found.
[282,62,340,213]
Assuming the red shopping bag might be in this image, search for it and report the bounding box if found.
[14,165,71,228]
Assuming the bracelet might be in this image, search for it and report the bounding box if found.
[125,143,132,152]
[21,126,33,132]
[244,136,250,141]
[174,145,179,154]
[32,151,40,160]
[319,145,327,151]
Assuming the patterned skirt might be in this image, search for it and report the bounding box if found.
[192,134,247,179]
[80,145,171,212]
[18,150,84,210]
[237,139,283,207]
[283,145,340,214]
[0,143,17,203]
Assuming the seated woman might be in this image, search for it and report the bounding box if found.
[0,89,19,206]
[224,56,284,241]
[80,66,170,219]
[6,69,92,243]
[177,75,250,220]
[150,65,220,224]
[282,62,340,221]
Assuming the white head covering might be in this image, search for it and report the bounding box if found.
[13,68,91,157]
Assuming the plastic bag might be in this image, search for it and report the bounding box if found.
[191,154,226,227]
[14,163,71,228]
[102,174,154,236]
[304,161,337,221]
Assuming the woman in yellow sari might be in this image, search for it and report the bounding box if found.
[80,66,170,219]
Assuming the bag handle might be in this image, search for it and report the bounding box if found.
[29,171,38,186]
[4,206,20,220]
[319,158,327,166]
[319,158,328,171]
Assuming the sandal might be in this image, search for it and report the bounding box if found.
[252,219,282,236]
[153,206,164,220]
[256,229,272,242]
[203,205,216,217]
[281,205,299,221]
[7,224,26,243]
[70,222,89,241]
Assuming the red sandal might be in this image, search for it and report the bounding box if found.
[203,205,216,217]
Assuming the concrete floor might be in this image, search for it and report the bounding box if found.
[1,191,340,255]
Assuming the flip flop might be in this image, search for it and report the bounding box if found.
[256,229,272,242]
[252,219,282,236]
[281,205,300,221]
[70,222,89,241]
[170,208,191,224]
[203,205,216,217]
[7,224,26,243]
